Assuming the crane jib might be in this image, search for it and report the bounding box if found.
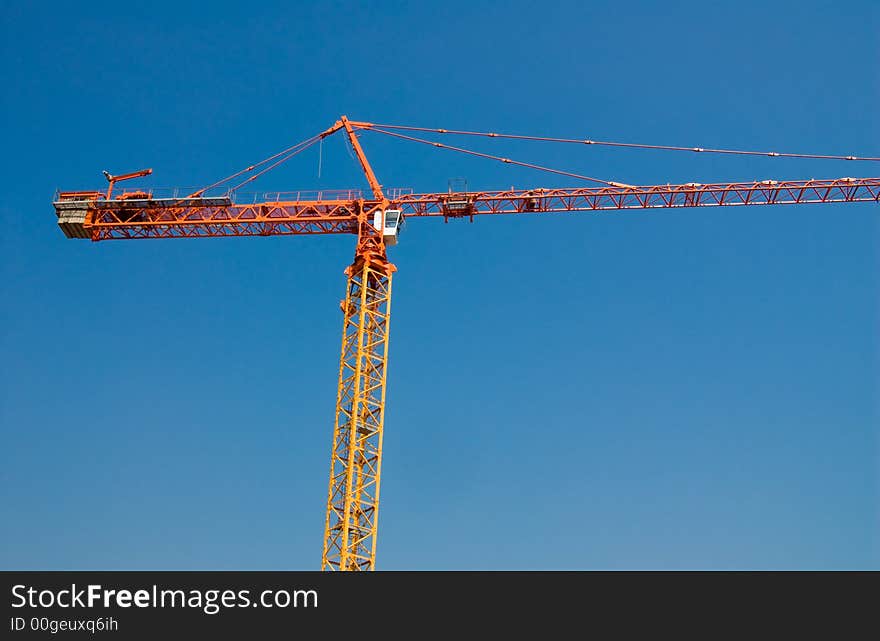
[53,178,880,241]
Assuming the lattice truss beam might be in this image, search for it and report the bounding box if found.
[54,178,880,241]
[322,258,392,571]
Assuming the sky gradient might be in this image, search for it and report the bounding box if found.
[1,0,877,569]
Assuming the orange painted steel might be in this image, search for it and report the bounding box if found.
[59,177,880,241]
[340,116,385,201]
[103,167,152,199]
[395,178,880,217]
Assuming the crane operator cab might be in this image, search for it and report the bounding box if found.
[373,209,402,246]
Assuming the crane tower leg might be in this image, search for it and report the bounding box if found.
[322,239,394,571]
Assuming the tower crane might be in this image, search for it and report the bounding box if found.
[52,116,880,571]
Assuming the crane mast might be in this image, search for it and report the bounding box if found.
[51,116,880,571]
[323,235,393,571]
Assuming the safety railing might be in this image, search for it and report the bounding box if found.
[55,186,416,204]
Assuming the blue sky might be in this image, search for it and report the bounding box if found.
[1,0,877,569]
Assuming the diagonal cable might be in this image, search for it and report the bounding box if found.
[368,127,625,187]
[367,122,880,162]
[191,133,324,197]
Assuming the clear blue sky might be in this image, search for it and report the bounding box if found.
[1,0,877,570]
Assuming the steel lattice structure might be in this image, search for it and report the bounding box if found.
[55,178,880,241]
[52,115,880,571]
[323,256,393,571]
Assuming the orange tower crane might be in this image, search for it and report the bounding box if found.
[52,116,880,571]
